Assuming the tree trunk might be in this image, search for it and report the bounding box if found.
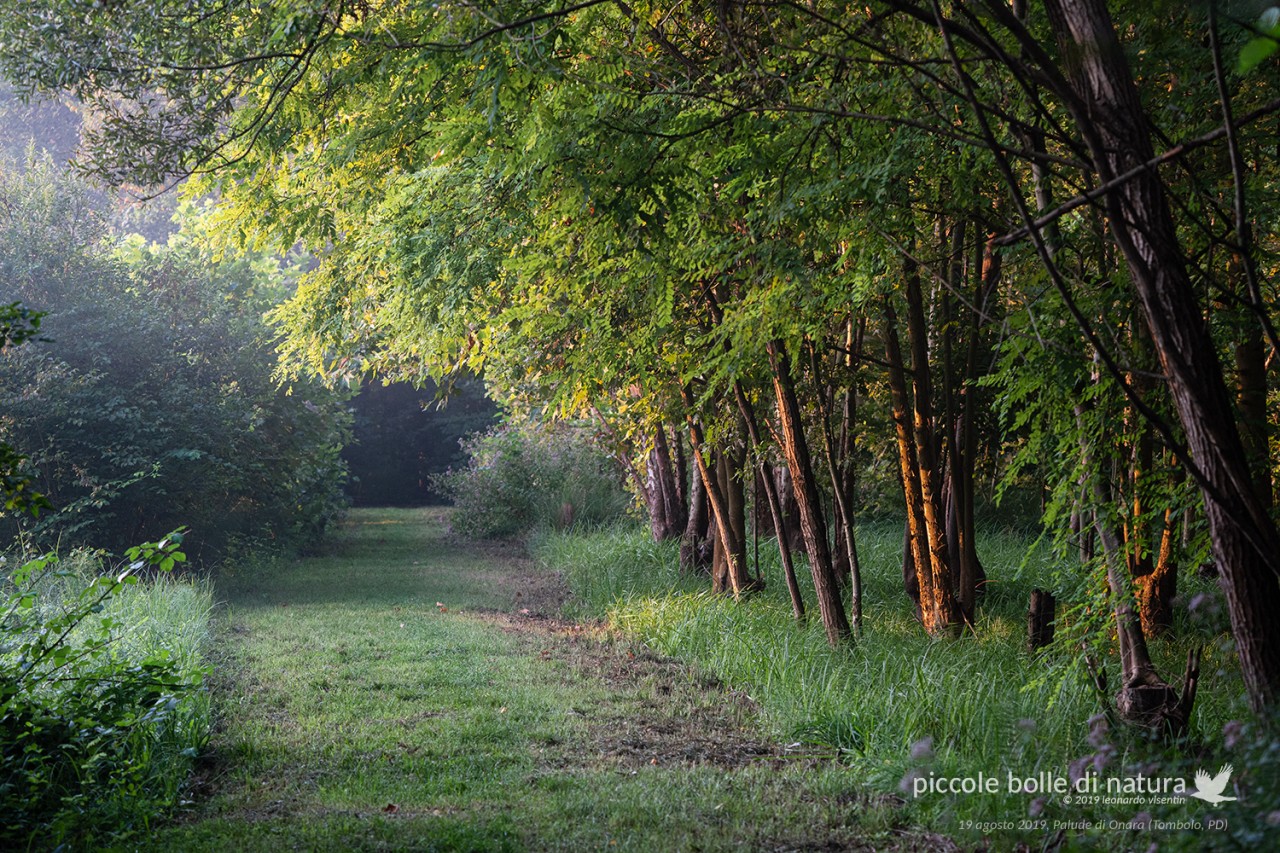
[1046,0,1280,714]
[645,426,686,541]
[1028,589,1056,653]
[720,446,753,593]
[734,382,806,620]
[903,257,963,633]
[681,462,712,574]
[1135,505,1178,637]
[681,389,752,597]
[774,464,805,554]
[1235,320,1271,510]
[767,339,850,645]
[884,299,948,633]
[808,338,863,631]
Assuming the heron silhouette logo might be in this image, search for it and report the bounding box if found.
[1189,765,1237,805]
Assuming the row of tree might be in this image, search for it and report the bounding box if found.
[2,1,1277,725]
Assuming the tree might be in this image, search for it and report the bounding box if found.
[0,160,350,557]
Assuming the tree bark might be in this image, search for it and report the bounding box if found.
[808,338,863,631]
[1135,505,1178,637]
[681,386,753,597]
[767,338,851,644]
[680,461,712,574]
[1028,589,1056,653]
[1045,0,1280,714]
[884,298,953,634]
[645,426,687,541]
[734,381,806,620]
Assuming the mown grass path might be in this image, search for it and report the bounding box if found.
[150,508,939,852]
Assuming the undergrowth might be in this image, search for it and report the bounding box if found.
[538,521,1276,850]
[0,540,214,849]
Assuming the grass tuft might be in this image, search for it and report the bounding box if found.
[537,521,1261,849]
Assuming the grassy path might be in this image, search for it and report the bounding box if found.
[151,508,933,852]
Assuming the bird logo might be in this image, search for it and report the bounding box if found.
[1189,764,1237,805]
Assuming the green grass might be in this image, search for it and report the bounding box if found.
[150,508,929,851]
[538,521,1274,851]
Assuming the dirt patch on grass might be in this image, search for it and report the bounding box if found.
[457,536,823,772]
[447,535,570,617]
[473,606,790,772]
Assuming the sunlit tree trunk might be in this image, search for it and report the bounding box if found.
[767,338,850,644]
[883,294,961,635]
[681,388,752,596]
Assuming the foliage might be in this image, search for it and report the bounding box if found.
[1,302,50,520]
[435,423,630,539]
[4,0,1280,733]
[0,534,213,848]
[0,159,351,559]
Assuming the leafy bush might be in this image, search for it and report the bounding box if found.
[435,423,630,538]
[0,534,212,848]
[0,158,350,559]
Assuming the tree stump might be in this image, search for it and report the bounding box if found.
[1028,589,1056,653]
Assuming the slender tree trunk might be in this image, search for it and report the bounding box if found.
[681,389,752,596]
[709,450,751,595]
[808,339,863,631]
[722,445,752,591]
[767,339,851,644]
[645,426,686,541]
[774,464,805,554]
[958,231,1000,608]
[901,256,963,633]
[734,382,806,620]
[1046,0,1280,713]
[902,519,922,620]
[884,300,944,633]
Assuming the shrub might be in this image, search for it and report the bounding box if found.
[0,534,212,848]
[435,423,630,538]
[0,160,351,560]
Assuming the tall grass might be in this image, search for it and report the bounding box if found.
[537,522,1266,848]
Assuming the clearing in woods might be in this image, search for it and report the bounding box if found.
[150,507,945,851]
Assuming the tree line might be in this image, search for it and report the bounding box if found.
[2,0,1278,727]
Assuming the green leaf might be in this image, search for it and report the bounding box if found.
[1238,32,1279,73]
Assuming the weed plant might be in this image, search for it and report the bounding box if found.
[538,521,1270,849]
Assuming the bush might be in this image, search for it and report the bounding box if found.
[0,535,212,848]
[0,159,351,560]
[435,423,630,538]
